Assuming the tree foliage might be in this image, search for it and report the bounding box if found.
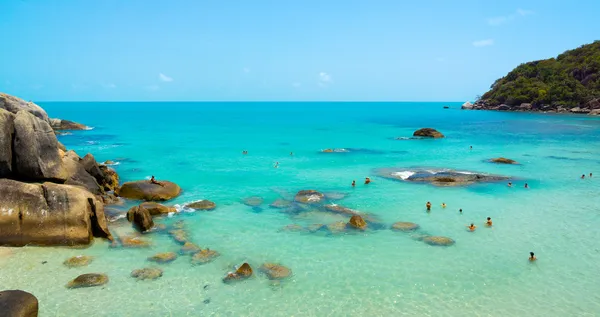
[480,41,600,107]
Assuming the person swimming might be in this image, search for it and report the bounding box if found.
[581,174,585,179]
[459,208,463,213]
[426,201,432,211]
[529,252,536,262]
[470,146,472,150]
[590,172,593,178]
[441,203,447,208]
[486,217,492,226]
[290,152,293,156]
[274,162,279,168]
[351,180,356,187]
[507,182,512,187]
[242,150,248,155]
[365,177,371,184]
[524,183,529,189]
[467,223,476,231]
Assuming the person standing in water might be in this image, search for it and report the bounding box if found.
[529,252,537,262]
[426,201,432,211]
[441,203,447,208]
[351,180,356,187]
[524,183,529,189]
[507,182,512,187]
[459,208,463,213]
[467,223,477,231]
[486,217,493,226]
[470,146,472,150]
[590,173,593,178]
[581,174,586,179]
[274,162,279,168]
[365,177,371,184]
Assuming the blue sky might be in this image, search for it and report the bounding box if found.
[1,0,599,101]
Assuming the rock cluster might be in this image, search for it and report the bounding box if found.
[463,98,600,115]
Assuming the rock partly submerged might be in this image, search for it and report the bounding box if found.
[223,263,253,283]
[116,180,181,201]
[269,199,292,209]
[422,236,455,246]
[147,252,177,264]
[126,205,154,233]
[185,200,216,211]
[49,118,88,131]
[260,263,292,280]
[294,190,325,204]
[63,255,94,268]
[66,273,108,289]
[347,215,367,230]
[242,196,263,207]
[375,168,510,187]
[139,202,176,216]
[391,222,420,231]
[131,268,163,281]
[489,157,519,164]
[413,128,445,138]
[0,290,39,317]
[191,249,220,265]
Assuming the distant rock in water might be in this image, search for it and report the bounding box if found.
[0,290,39,317]
[147,252,177,264]
[294,190,325,204]
[50,118,89,131]
[413,128,445,138]
[242,196,263,207]
[131,268,163,281]
[321,148,349,153]
[375,168,510,187]
[116,180,181,201]
[270,199,292,209]
[66,273,108,289]
[489,157,518,164]
[63,255,94,268]
[191,249,220,265]
[443,106,450,109]
[347,215,367,230]
[260,263,292,280]
[422,236,455,246]
[461,101,474,110]
[391,222,420,231]
[223,263,253,283]
[186,200,216,210]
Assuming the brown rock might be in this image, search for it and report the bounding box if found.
[191,249,220,264]
[168,229,189,244]
[391,222,420,231]
[186,200,216,210]
[423,236,455,246]
[49,118,88,131]
[66,273,108,289]
[98,165,119,192]
[260,263,292,280]
[0,92,49,122]
[279,224,305,232]
[490,157,518,164]
[326,221,347,233]
[413,128,444,138]
[63,255,94,268]
[0,290,39,317]
[294,190,325,204]
[147,252,177,264]
[348,215,367,230]
[131,268,163,281]
[139,202,176,216]
[242,196,263,207]
[270,199,292,209]
[180,242,201,254]
[223,263,253,282]
[116,180,181,201]
[118,236,151,248]
[0,179,112,246]
[126,206,154,232]
[0,109,14,178]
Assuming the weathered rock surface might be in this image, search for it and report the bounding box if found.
[391,222,420,231]
[490,157,518,164]
[413,128,445,138]
[223,263,253,283]
[376,168,510,187]
[0,289,39,317]
[348,215,367,230]
[147,252,177,264]
[13,110,65,181]
[423,236,455,246]
[63,255,94,268]
[168,229,189,244]
[0,92,49,123]
[116,235,151,248]
[294,190,325,204]
[49,118,88,131]
[126,206,154,232]
[191,249,220,264]
[180,242,201,254]
[0,109,14,177]
[116,180,181,201]
[139,202,176,216]
[242,196,263,207]
[98,165,119,192]
[260,263,291,280]
[0,179,112,246]
[131,268,163,281]
[461,101,473,110]
[63,152,103,194]
[185,200,216,210]
[66,273,108,289]
[270,199,292,209]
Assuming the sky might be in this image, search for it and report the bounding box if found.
[1,0,599,102]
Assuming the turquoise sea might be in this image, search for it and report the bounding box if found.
[1,102,600,316]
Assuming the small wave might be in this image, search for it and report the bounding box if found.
[85,141,98,145]
[84,126,94,130]
[392,171,415,180]
[104,161,120,166]
[174,203,195,213]
[108,214,126,222]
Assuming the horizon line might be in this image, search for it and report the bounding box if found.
[34,100,469,103]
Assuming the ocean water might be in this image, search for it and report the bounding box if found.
[1,102,600,317]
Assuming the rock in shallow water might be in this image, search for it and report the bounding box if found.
[66,273,108,289]
[126,206,154,232]
[391,222,420,231]
[180,242,201,254]
[242,196,263,207]
[348,215,367,230]
[223,263,253,283]
[116,236,152,248]
[269,199,292,209]
[375,168,510,187]
[191,249,220,264]
[131,268,163,281]
[185,200,216,211]
[148,252,177,264]
[260,263,292,280]
[0,289,39,317]
[413,128,444,138]
[422,236,455,246]
[139,202,176,216]
[489,157,518,164]
[294,190,325,204]
[63,255,94,268]
[116,180,181,201]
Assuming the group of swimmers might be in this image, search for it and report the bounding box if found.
[581,173,593,179]
[507,182,529,188]
[351,177,371,187]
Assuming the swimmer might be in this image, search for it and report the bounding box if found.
[524,183,529,189]
[590,173,593,178]
[290,152,293,156]
[470,146,473,150]
[351,180,356,187]
[274,162,279,168]
[486,217,492,226]
[426,201,432,211]
[581,174,585,179]
[507,182,512,187]
[467,223,476,231]
[365,177,371,185]
[529,252,536,262]
[441,203,447,208]
[459,208,463,213]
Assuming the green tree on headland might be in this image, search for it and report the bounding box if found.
[479,41,600,108]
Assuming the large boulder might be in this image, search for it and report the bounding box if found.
[139,202,176,216]
[66,273,108,289]
[62,153,103,194]
[589,109,600,116]
[223,263,253,283]
[586,98,600,109]
[0,109,14,177]
[0,290,39,317]
[13,110,65,181]
[0,92,49,123]
[80,154,113,190]
[413,128,444,138]
[49,118,88,131]
[0,179,112,246]
[126,206,154,232]
[348,215,367,230]
[98,165,119,192]
[116,180,181,201]
[294,190,325,204]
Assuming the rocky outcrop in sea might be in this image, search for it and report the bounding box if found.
[462,98,600,115]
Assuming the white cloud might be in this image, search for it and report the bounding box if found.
[292,82,301,88]
[146,85,160,91]
[159,73,173,82]
[473,39,494,47]
[318,72,332,87]
[243,67,250,73]
[488,9,534,26]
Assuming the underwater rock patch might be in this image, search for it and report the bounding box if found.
[66,273,108,289]
[131,268,163,281]
[63,255,94,268]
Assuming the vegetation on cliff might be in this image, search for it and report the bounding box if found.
[479,41,600,108]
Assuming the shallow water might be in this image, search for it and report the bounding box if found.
[2,102,600,316]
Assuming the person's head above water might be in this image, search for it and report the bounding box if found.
[530,252,534,257]
[487,217,491,220]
